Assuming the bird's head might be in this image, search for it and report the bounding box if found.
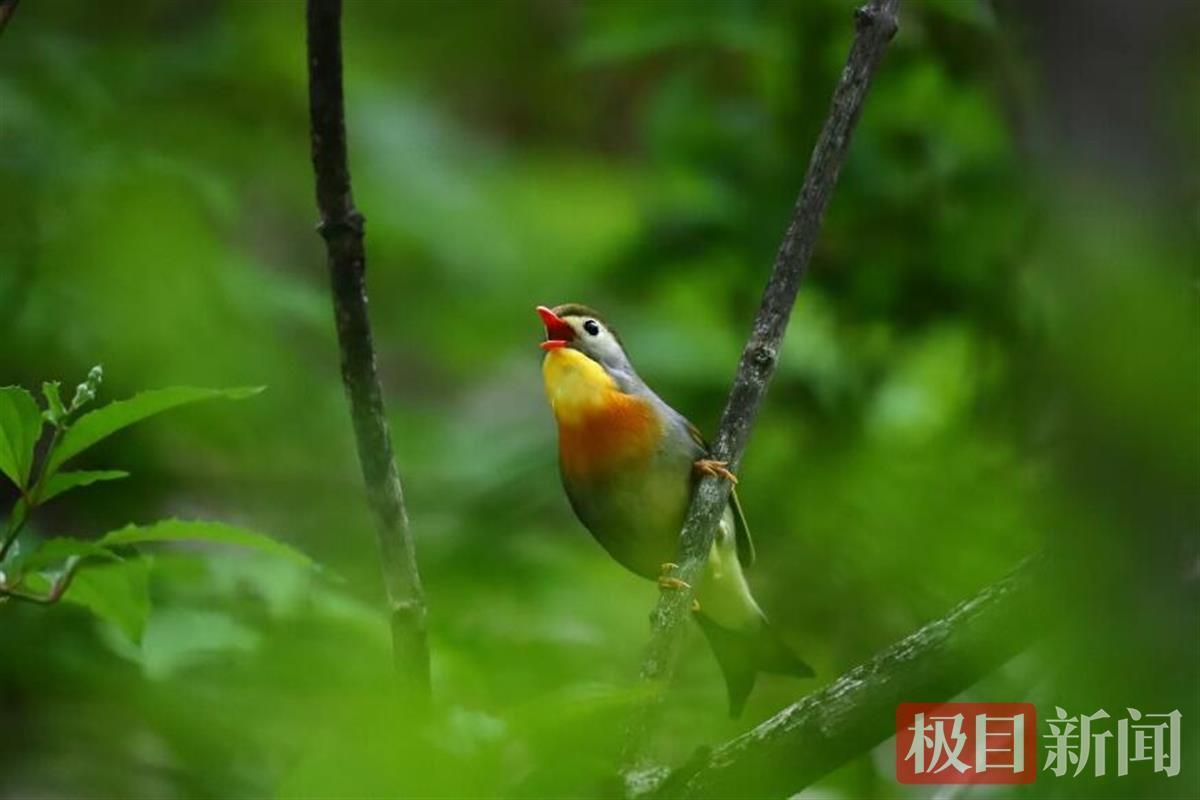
[536,304,634,377]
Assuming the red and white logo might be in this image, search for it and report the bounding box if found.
[896,702,1037,784]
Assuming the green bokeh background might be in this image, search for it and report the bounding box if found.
[1,1,1196,798]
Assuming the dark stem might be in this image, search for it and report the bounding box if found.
[0,0,18,37]
[305,0,431,702]
[646,558,1044,799]
[0,426,62,562]
[0,502,27,563]
[620,0,901,773]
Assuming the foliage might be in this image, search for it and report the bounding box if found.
[0,1,1194,799]
[0,367,304,642]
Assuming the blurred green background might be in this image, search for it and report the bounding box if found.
[1,0,1196,798]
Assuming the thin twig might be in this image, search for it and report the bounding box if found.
[1,425,63,562]
[0,0,19,37]
[646,558,1043,799]
[620,0,902,774]
[0,501,28,562]
[305,0,431,702]
[0,556,87,605]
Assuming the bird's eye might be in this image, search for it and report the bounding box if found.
[583,320,601,336]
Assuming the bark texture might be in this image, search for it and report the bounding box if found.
[305,0,430,702]
[0,0,17,36]
[650,558,1043,799]
[622,0,902,771]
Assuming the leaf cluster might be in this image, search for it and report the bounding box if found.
[0,369,305,640]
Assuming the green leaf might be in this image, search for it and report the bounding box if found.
[0,386,43,489]
[60,558,151,643]
[42,382,67,426]
[7,536,119,575]
[98,519,311,565]
[40,469,130,502]
[44,386,263,477]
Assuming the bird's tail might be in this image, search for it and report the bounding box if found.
[694,611,814,718]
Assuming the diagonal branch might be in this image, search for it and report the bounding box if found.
[621,0,901,769]
[647,558,1044,799]
[0,0,18,37]
[305,0,430,702]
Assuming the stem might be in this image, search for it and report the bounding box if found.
[645,558,1043,799]
[0,0,18,37]
[29,425,61,505]
[0,425,60,562]
[621,0,902,774]
[305,0,431,702]
[0,556,85,605]
[0,502,28,562]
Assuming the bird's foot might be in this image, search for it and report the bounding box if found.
[657,575,691,591]
[658,563,697,608]
[694,458,738,484]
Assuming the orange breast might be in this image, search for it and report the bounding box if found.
[557,392,661,481]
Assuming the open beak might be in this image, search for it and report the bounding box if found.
[536,306,574,351]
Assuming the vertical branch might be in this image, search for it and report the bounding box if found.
[305,0,431,701]
[622,0,901,771]
[0,0,18,37]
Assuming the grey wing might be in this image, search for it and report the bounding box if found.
[678,413,756,569]
[728,486,754,567]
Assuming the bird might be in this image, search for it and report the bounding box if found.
[536,303,812,717]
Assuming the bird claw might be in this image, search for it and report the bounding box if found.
[658,563,698,607]
[694,458,738,484]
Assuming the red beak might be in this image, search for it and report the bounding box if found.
[536,306,574,351]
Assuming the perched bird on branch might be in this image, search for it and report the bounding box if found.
[536,304,812,716]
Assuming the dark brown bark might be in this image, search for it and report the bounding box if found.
[305,0,430,702]
[646,558,1042,799]
[621,0,901,773]
[0,0,19,36]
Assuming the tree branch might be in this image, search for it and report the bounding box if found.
[305,0,430,702]
[649,558,1043,799]
[0,0,18,37]
[621,0,901,768]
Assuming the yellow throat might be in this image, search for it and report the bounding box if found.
[541,348,660,478]
[541,348,619,425]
